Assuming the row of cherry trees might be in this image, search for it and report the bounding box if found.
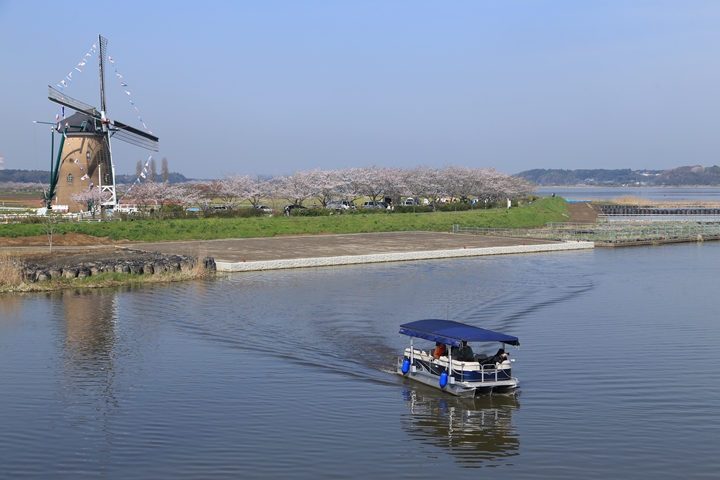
[199,165,536,208]
[67,165,536,211]
[0,182,46,192]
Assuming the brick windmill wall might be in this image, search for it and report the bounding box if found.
[54,114,106,212]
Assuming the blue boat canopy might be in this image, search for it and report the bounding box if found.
[399,319,519,347]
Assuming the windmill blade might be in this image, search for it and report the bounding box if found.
[48,86,99,118]
[98,35,108,114]
[110,119,159,151]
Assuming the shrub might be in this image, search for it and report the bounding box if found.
[293,208,333,217]
[204,208,266,219]
[393,205,434,214]
[437,203,471,212]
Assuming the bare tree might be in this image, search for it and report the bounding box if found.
[161,157,169,183]
[149,158,157,182]
[136,160,142,177]
[42,212,61,254]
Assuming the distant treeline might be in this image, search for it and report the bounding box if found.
[515,166,720,186]
[0,169,189,184]
[115,172,189,184]
[0,169,50,183]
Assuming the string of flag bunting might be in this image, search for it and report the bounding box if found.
[55,43,96,121]
[52,40,154,135]
[118,156,152,202]
[108,56,153,135]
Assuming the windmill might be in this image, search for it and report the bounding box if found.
[45,34,159,212]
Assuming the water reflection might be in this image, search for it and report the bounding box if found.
[53,289,121,437]
[400,387,520,468]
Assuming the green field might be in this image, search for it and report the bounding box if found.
[0,198,570,242]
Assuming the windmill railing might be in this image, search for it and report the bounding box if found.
[452,222,720,244]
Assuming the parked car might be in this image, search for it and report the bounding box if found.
[254,205,272,213]
[404,198,420,206]
[362,201,382,208]
[327,200,352,210]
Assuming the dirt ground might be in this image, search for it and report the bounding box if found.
[0,232,126,247]
[0,193,43,208]
[0,233,148,268]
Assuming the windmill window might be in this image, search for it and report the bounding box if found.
[67,174,73,183]
[86,152,91,159]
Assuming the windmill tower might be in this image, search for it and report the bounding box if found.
[47,35,159,212]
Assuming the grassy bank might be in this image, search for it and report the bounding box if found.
[0,198,570,242]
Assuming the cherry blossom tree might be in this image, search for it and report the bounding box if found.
[413,167,446,210]
[348,165,388,203]
[338,167,367,205]
[70,187,113,217]
[0,181,46,192]
[274,170,316,206]
[401,166,436,207]
[247,176,272,208]
[123,182,180,215]
[310,169,343,207]
[216,173,254,208]
[439,165,476,203]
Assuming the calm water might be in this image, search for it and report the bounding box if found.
[538,186,720,202]
[2,243,720,478]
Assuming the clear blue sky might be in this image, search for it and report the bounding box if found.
[2,1,720,179]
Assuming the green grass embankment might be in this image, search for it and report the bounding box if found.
[0,198,570,242]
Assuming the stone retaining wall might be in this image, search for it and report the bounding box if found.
[20,250,216,283]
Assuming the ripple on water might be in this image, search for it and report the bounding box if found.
[1,246,720,477]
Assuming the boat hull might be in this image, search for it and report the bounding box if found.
[397,351,519,397]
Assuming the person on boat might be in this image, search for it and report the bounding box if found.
[433,342,447,359]
[489,348,509,364]
[454,340,474,362]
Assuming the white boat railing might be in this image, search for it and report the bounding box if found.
[406,348,509,383]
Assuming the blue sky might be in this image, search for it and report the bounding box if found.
[2,1,720,179]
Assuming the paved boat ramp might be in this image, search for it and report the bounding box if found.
[125,232,593,272]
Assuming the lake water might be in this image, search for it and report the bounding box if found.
[538,186,720,202]
[2,242,719,478]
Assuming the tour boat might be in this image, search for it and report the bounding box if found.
[397,319,520,397]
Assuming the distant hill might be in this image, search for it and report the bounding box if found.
[653,165,720,186]
[516,168,663,186]
[0,169,50,183]
[0,169,189,184]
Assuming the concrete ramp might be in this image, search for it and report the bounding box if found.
[124,231,594,272]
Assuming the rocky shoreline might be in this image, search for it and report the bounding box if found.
[17,248,216,283]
